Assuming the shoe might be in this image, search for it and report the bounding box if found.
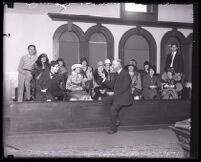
[116,120,120,127]
[107,129,117,134]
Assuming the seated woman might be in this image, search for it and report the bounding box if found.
[80,57,93,93]
[92,61,109,100]
[124,63,142,100]
[31,53,50,101]
[66,64,92,101]
[161,68,183,99]
[57,58,68,85]
[104,59,113,81]
[142,65,160,99]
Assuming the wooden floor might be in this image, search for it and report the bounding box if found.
[4,100,191,135]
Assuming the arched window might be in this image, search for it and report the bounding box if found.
[53,24,85,72]
[185,33,193,82]
[88,33,107,69]
[85,24,114,69]
[124,35,149,69]
[119,27,157,69]
[160,29,186,74]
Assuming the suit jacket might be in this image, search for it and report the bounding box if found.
[102,69,133,106]
[164,52,184,73]
[37,71,65,97]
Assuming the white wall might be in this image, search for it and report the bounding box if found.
[158,4,193,23]
[3,4,193,102]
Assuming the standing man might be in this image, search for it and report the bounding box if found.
[17,45,38,101]
[101,59,133,134]
[164,43,184,74]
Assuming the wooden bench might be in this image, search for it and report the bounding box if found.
[5,100,191,135]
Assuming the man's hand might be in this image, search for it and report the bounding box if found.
[99,89,106,94]
[100,73,106,81]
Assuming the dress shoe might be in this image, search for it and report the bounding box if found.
[107,129,117,134]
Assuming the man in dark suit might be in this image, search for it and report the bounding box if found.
[36,61,65,101]
[101,59,133,134]
[164,43,184,74]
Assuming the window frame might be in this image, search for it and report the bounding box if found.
[120,3,158,22]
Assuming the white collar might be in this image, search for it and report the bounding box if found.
[117,68,122,74]
[172,51,177,55]
[28,54,34,58]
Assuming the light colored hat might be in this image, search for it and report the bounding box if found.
[97,61,104,67]
[104,59,111,64]
[71,64,82,71]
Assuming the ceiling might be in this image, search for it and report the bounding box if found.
[4,3,84,15]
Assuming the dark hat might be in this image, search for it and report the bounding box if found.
[40,53,47,58]
[80,57,87,63]
[124,63,137,71]
[148,65,156,73]
[143,61,150,66]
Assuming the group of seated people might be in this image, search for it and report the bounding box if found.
[18,52,188,102]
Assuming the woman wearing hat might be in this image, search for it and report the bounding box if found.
[66,64,92,101]
[104,59,113,81]
[92,61,109,100]
[141,60,150,75]
[124,63,142,100]
[142,65,161,99]
[31,53,50,101]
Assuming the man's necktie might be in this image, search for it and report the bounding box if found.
[170,52,175,67]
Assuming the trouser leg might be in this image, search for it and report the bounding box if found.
[18,75,25,102]
[110,103,122,131]
[102,95,113,112]
[24,75,32,99]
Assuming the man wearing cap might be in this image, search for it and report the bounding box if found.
[101,59,133,134]
[164,43,184,74]
[36,61,65,101]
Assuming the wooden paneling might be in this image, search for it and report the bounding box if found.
[6,100,191,135]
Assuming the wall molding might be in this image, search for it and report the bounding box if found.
[48,13,193,29]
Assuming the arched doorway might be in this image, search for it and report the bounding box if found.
[53,24,85,73]
[160,29,186,74]
[119,27,157,69]
[185,33,193,82]
[85,24,114,69]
